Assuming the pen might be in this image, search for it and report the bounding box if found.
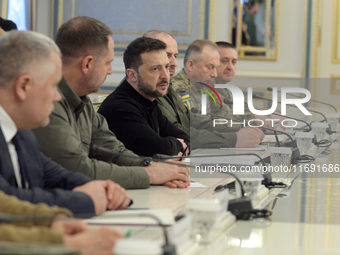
[123,230,132,238]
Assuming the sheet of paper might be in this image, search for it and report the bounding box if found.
[189,181,208,189]
[262,134,287,143]
[85,209,174,226]
[189,155,260,165]
[148,181,208,189]
[220,147,266,151]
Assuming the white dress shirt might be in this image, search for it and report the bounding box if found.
[0,105,24,188]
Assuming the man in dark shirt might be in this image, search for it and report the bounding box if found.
[98,37,189,157]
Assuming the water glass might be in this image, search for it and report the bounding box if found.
[325,113,340,131]
[269,147,292,167]
[186,199,221,243]
[311,122,328,141]
[294,132,314,154]
[242,179,262,197]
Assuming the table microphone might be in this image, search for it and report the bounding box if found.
[267,87,337,113]
[190,107,282,148]
[205,102,300,162]
[270,112,312,132]
[153,152,266,168]
[257,125,301,163]
[154,138,288,189]
[253,93,335,134]
[90,144,266,184]
[252,93,328,122]
[90,147,277,220]
[89,144,186,167]
[224,98,313,132]
[90,144,255,190]
[0,212,177,255]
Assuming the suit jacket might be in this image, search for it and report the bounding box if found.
[0,128,95,214]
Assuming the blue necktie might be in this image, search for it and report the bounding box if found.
[12,133,28,189]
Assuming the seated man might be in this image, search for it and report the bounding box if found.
[33,16,190,189]
[0,30,130,215]
[215,41,277,129]
[0,191,120,255]
[98,37,190,157]
[215,41,254,120]
[143,30,250,149]
[171,39,264,147]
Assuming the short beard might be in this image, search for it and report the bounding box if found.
[137,73,166,98]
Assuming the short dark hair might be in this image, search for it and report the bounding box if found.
[248,0,259,9]
[215,41,235,49]
[55,16,112,65]
[123,37,166,72]
[0,17,17,31]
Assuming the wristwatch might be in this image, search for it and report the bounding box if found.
[141,159,153,166]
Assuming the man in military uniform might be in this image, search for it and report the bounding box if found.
[154,36,263,148]
[215,41,254,121]
[215,41,282,129]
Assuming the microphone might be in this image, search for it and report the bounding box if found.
[191,107,282,148]
[91,144,268,192]
[91,146,280,220]
[268,87,337,113]
[195,104,300,163]
[253,94,334,134]
[253,93,328,122]
[154,148,266,166]
[89,213,176,255]
[270,112,312,132]
[0,212,177,255]
[155,139,288,189]
[224,98,313,132]
[90,144,187,167]
[156,149,279,185]
[258,126,301,163]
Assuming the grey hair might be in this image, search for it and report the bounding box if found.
[184,39,219,67]
[0,30,61,88]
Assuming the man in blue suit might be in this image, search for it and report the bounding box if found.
[0,30,131,215]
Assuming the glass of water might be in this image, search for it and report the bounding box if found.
[294,132,314,155]
[186,199,221,243]
[325,113,340,131]
[269,147,292,167]
[311,122,329,141]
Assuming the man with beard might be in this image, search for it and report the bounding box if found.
[144,31,249,149]
[33,17,190,189]
[142,30,190,135]
[98,37,190,157]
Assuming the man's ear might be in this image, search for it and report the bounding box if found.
[186,60,195,72]
[81,55,94,75]
[126,69,137,83]
[13,74,31,101]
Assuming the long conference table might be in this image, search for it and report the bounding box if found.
[86,134,340,255]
